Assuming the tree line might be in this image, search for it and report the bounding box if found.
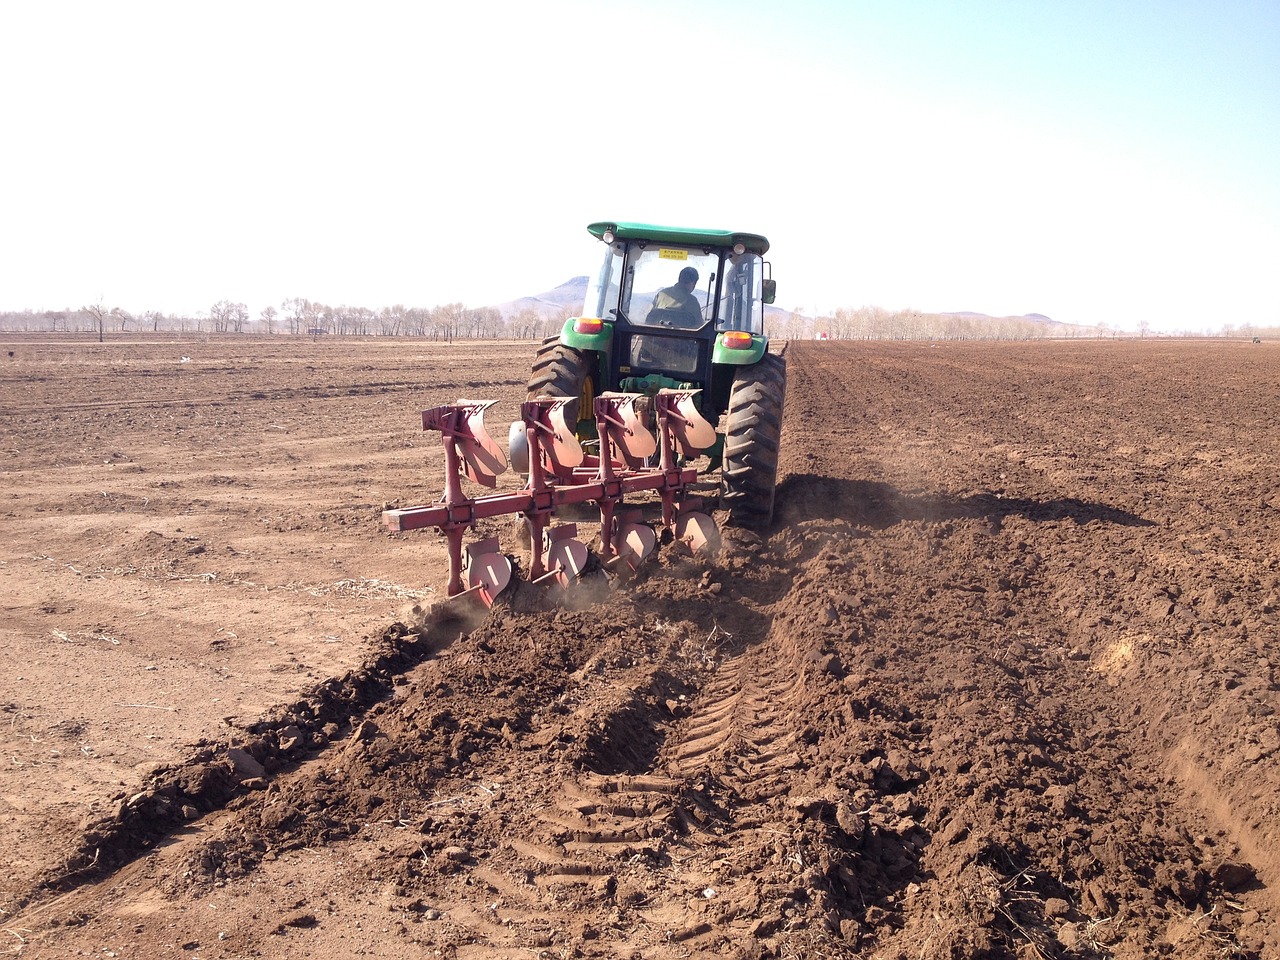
[778,306,1108,341]
[0,300,1273,341]
[773,306,1276,341]
[0,300,577,341]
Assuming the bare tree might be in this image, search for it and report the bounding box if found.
[406,307,429,337]
[466,306,502,338]
[260,305,277,335]
[546,307,576,339]
[302,301,325,336]
[210,300,232,333]
[379,305,405,336]
[328,305,372,335]
[351,306,374,336]
[281,298,307,335]
[432,302,467,342]
[508,306,542,339]
[83,301,108,342]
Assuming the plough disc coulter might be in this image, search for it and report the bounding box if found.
[383,390,719,605]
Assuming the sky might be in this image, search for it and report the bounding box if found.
[1,0,1277,333]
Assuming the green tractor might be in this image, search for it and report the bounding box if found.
[525,221,786,527]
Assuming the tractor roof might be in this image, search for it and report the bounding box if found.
[588,221,770,256]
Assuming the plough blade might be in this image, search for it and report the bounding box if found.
[613,521,658,571]
[514,398,586,479]
[675,511,720,558]
[660,389,717,455]
[463,537,512,605]
[423,400,508,488]
[456,400,508,486]
[542,398,585,474]
[598,392,657,467]
[539,524,589,588]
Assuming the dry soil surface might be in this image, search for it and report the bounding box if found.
[1,335,1277,959]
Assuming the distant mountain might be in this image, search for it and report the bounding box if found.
[943,310,1061,325]
[492,277,588,318]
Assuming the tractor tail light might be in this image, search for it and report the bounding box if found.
[722,331,753,350]
[574,317,604,335]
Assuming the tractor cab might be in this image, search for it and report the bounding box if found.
[572,222,775,414]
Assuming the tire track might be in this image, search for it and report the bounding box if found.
[667,648,806,798]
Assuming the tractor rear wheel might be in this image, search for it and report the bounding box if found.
[720,351,786,528]
[527,336,597,431]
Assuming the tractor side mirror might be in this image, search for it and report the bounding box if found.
[762,279,777,305]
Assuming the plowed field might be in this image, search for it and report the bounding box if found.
[1,336,1277,959]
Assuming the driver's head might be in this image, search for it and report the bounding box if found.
[678,266,699,288]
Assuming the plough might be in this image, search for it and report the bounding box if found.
[383,390,721,605]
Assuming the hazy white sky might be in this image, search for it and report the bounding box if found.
[2,0,1276,332]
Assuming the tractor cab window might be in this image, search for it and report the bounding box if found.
[715,253,766,335]
[584,241,625,320]
[621,246,719,329]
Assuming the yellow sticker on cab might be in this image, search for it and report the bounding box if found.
[658,248,689,261]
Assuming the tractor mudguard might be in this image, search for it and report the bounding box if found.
[712,332,768,366]
[559,317,613,354]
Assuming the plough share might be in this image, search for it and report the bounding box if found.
[383,390,721,605]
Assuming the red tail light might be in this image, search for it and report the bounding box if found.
[722,331,753,350]
[574,317,604,334]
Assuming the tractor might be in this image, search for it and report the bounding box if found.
[384,220,786,603]
[520,221,787,527]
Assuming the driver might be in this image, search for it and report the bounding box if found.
[652,266,703,327]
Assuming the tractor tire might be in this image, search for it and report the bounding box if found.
[721,351,786,528]
[527,336,596,429]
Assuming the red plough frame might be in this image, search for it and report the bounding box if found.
[383,390,718,604]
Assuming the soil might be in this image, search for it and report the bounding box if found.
[1,335,1277,959]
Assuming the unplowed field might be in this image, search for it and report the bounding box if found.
[1,336,1277,959]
